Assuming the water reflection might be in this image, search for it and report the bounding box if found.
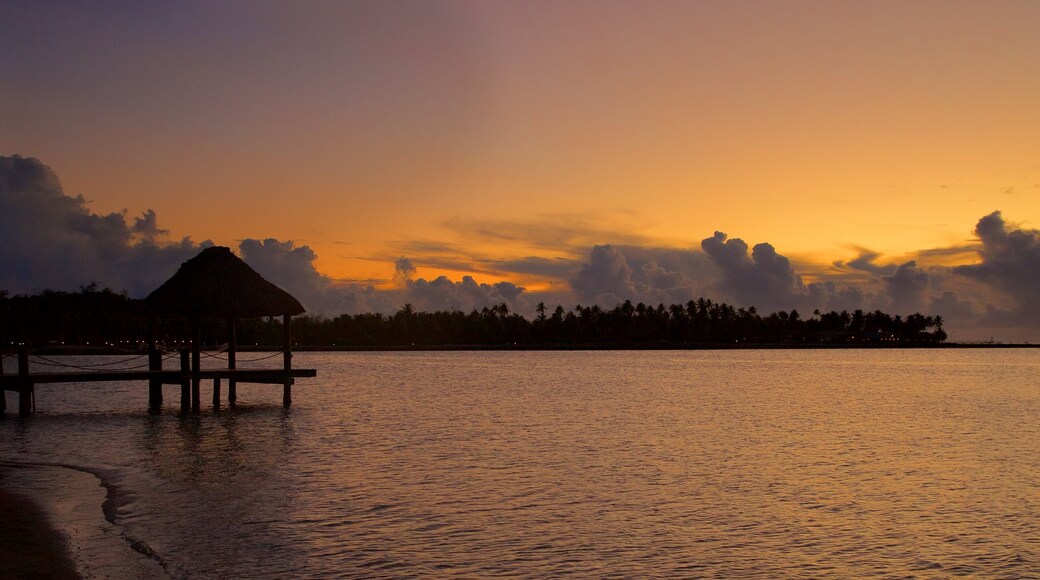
[141,406,297,487]
[2,351,1038,577]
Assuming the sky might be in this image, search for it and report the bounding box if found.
[2,1,1040,341]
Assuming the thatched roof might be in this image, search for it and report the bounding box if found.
[144,246,305,318]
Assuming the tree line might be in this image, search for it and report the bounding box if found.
[1,287,947,349]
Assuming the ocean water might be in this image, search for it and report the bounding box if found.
[1,349,1038,578]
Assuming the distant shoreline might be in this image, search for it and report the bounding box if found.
[17,342,1037,356]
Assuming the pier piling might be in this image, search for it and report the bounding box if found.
[282,314,292,408]
[180,350,190,415]
[228,318,237,406]
[148,318,163,412]
[1,353,6,413]
[18,346,32,416]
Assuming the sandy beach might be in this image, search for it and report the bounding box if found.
[0,464,165,580]
[0,484,79,579]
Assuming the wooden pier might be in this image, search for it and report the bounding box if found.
[1,247,319,416]
[1,343,316,416]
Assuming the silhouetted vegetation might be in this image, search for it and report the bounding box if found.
[1,288,947,349]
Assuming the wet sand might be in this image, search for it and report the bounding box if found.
[0,486,80,579]
[0,465,165,579]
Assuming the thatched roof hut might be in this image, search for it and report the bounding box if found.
[144,246,304,319]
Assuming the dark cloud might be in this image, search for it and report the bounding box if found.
[700,232,806,312]
[927,290,976,321]
[238,238,400,316]
[393,257,416,285]
[3,156,1038,339]
[131,209,169,243]
[882,261,929,313]
[570,245,636,305]
[0,155,208,296]
[486,256,581,280]
[406,275,528,313]
[443,214,657,254]
[833,248,897,276]
[953,211,1040,322]
[806,281,868,313]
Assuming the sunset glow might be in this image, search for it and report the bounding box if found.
[3,1,1040,340]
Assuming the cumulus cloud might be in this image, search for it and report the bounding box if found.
[882,261,930,313]
[700,232,806,312]
[954,211,1040,302]
[407,275,528,313]
[393,257,416,286]
[953,210,1040,323]
[239,238,399,316]
[570,245,636,304]
[0,155,207,296]
[4,155,1040,339]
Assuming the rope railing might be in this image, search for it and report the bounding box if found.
[4,348,283,370]
[203,350,285,363]
[25,351,180,372]
[29,355,152,372]
[31,353,146,368]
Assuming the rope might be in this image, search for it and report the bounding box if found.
[198,350,285,363]
[29,355,155,372]
[30,353,147,369]
[234,351,285,363]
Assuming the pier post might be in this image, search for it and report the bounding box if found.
[213,378,221,409]
[180,349,190,415]
[282,314,292,408]
[191,316,201,413]
[18,345,32,416]
[1,353,6,413]
[148,318,163,412]
[227,318,237,406]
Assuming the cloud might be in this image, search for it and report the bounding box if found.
[3,155,1038,339]
[570,245,636,304]
[0,155,208,296]
[833,247,897,276]
[393,257,416,286]
[406,275,528,313]
[882,261,930,313]
[486,256,581,280]
[239,238,399,316]
[953,210,1040,322]
[806,281,868,313]
[442,213,658,254]
[700,231,806,312]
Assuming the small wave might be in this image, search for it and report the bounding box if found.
[0,459,171,578]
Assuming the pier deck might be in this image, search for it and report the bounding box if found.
[0,368,316,388]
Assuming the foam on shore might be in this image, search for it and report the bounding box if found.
[0,462,168,579]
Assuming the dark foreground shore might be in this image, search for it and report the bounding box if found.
[0,465,166,580]
[0,486,79,579]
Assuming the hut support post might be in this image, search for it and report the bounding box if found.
[1,353,6,413]
[191,317,201,413]
[148,318,163,411]
[227,318,237,406]
[18,346,32,416]
[212,378,221,408]
[180,349,190,415]
[282,314,292,408]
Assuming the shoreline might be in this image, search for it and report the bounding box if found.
[22,341,1040,356]
[0,485,80,578]
[0,463,166,579]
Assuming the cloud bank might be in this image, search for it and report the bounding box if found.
[0,155,209,296]
[2,155,1038,340]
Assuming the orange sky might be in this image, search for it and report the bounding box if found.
[3,1,1039,288]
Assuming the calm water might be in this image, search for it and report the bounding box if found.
[1,349,1038,578]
